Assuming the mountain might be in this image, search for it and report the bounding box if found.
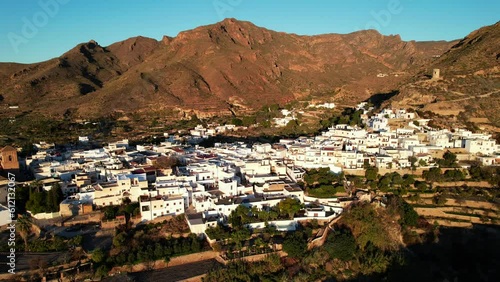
[388,21,500,128]
[0,18,458,120]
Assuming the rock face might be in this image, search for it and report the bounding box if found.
[0,18,459,118]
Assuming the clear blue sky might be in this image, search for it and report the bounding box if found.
[1,0,498,63]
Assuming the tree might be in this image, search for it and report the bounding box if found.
[324,229,357,261]
[415,181,428,192]
[407,193,421,203]
[402,174,415,188]
[17,215,33,251]
[26,189,46,214]
[241,116,257,126]
[377,175,392,192]
[113,232,127,247]
[257,210,271,222]
[365,166,379,182]
[443,169,465,182]
[231,229,251,249]
[437,151,458,168]
[282,119,300,135]
[423,167,442,184]
[399,201,419,227]
[409,156,418,174]
[231,118,243,126]
[91,248,106,264]
[282,232,307,258]
[433,194,447,206]
[47,183,63,212]
[468,162,483,180]
[205,225,230,240]
[95,265,109,279]
[391,173,403,187]
[278,198,302,219]
[229,205,253,229]
[103,206,116,220]
[303,168,336,188]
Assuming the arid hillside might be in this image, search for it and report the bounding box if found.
[0,18,455,120]
[388,21,500,129]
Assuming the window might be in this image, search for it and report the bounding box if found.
[142,206,150,211]
[153,213,156,216]
[8,156,12,162]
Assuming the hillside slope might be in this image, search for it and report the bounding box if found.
[388,21,500,128]
[0,18,455,119]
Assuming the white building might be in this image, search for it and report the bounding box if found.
[139,195,185,221]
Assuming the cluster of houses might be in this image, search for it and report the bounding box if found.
[1,104,499,235]
[273,109,298,127]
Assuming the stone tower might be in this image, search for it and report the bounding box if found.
[0,146,19,170]
[432,69,440,80]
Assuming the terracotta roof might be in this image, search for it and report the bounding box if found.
[0,146,16,152]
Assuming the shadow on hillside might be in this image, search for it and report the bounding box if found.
[346,224,500,282]
[365,90,399,109]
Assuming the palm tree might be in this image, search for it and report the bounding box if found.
[17,215,33,251]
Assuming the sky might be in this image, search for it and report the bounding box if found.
[0,0,499,63]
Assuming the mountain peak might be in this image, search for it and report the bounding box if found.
[0,18,483,120]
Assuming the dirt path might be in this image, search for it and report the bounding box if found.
[418,198,498,210]
[110,251,219,274]
[128,259,220,282]
[447,89,500,102]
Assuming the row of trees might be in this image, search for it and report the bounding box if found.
[227,199,303,229]
[302,167,342,188]
[320,107,365,129]
[92,224,205,276]
[206,199,304,252]
[469,163,500,186]
[422,167,466,184]
[365,166,417,192]
[101,202,140,221]
[25,183,64,214]
[203,254,284,282]
[301,168,346,197]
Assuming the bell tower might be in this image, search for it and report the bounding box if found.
[0,146,19,170]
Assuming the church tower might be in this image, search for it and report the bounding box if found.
[0,146,19,170]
